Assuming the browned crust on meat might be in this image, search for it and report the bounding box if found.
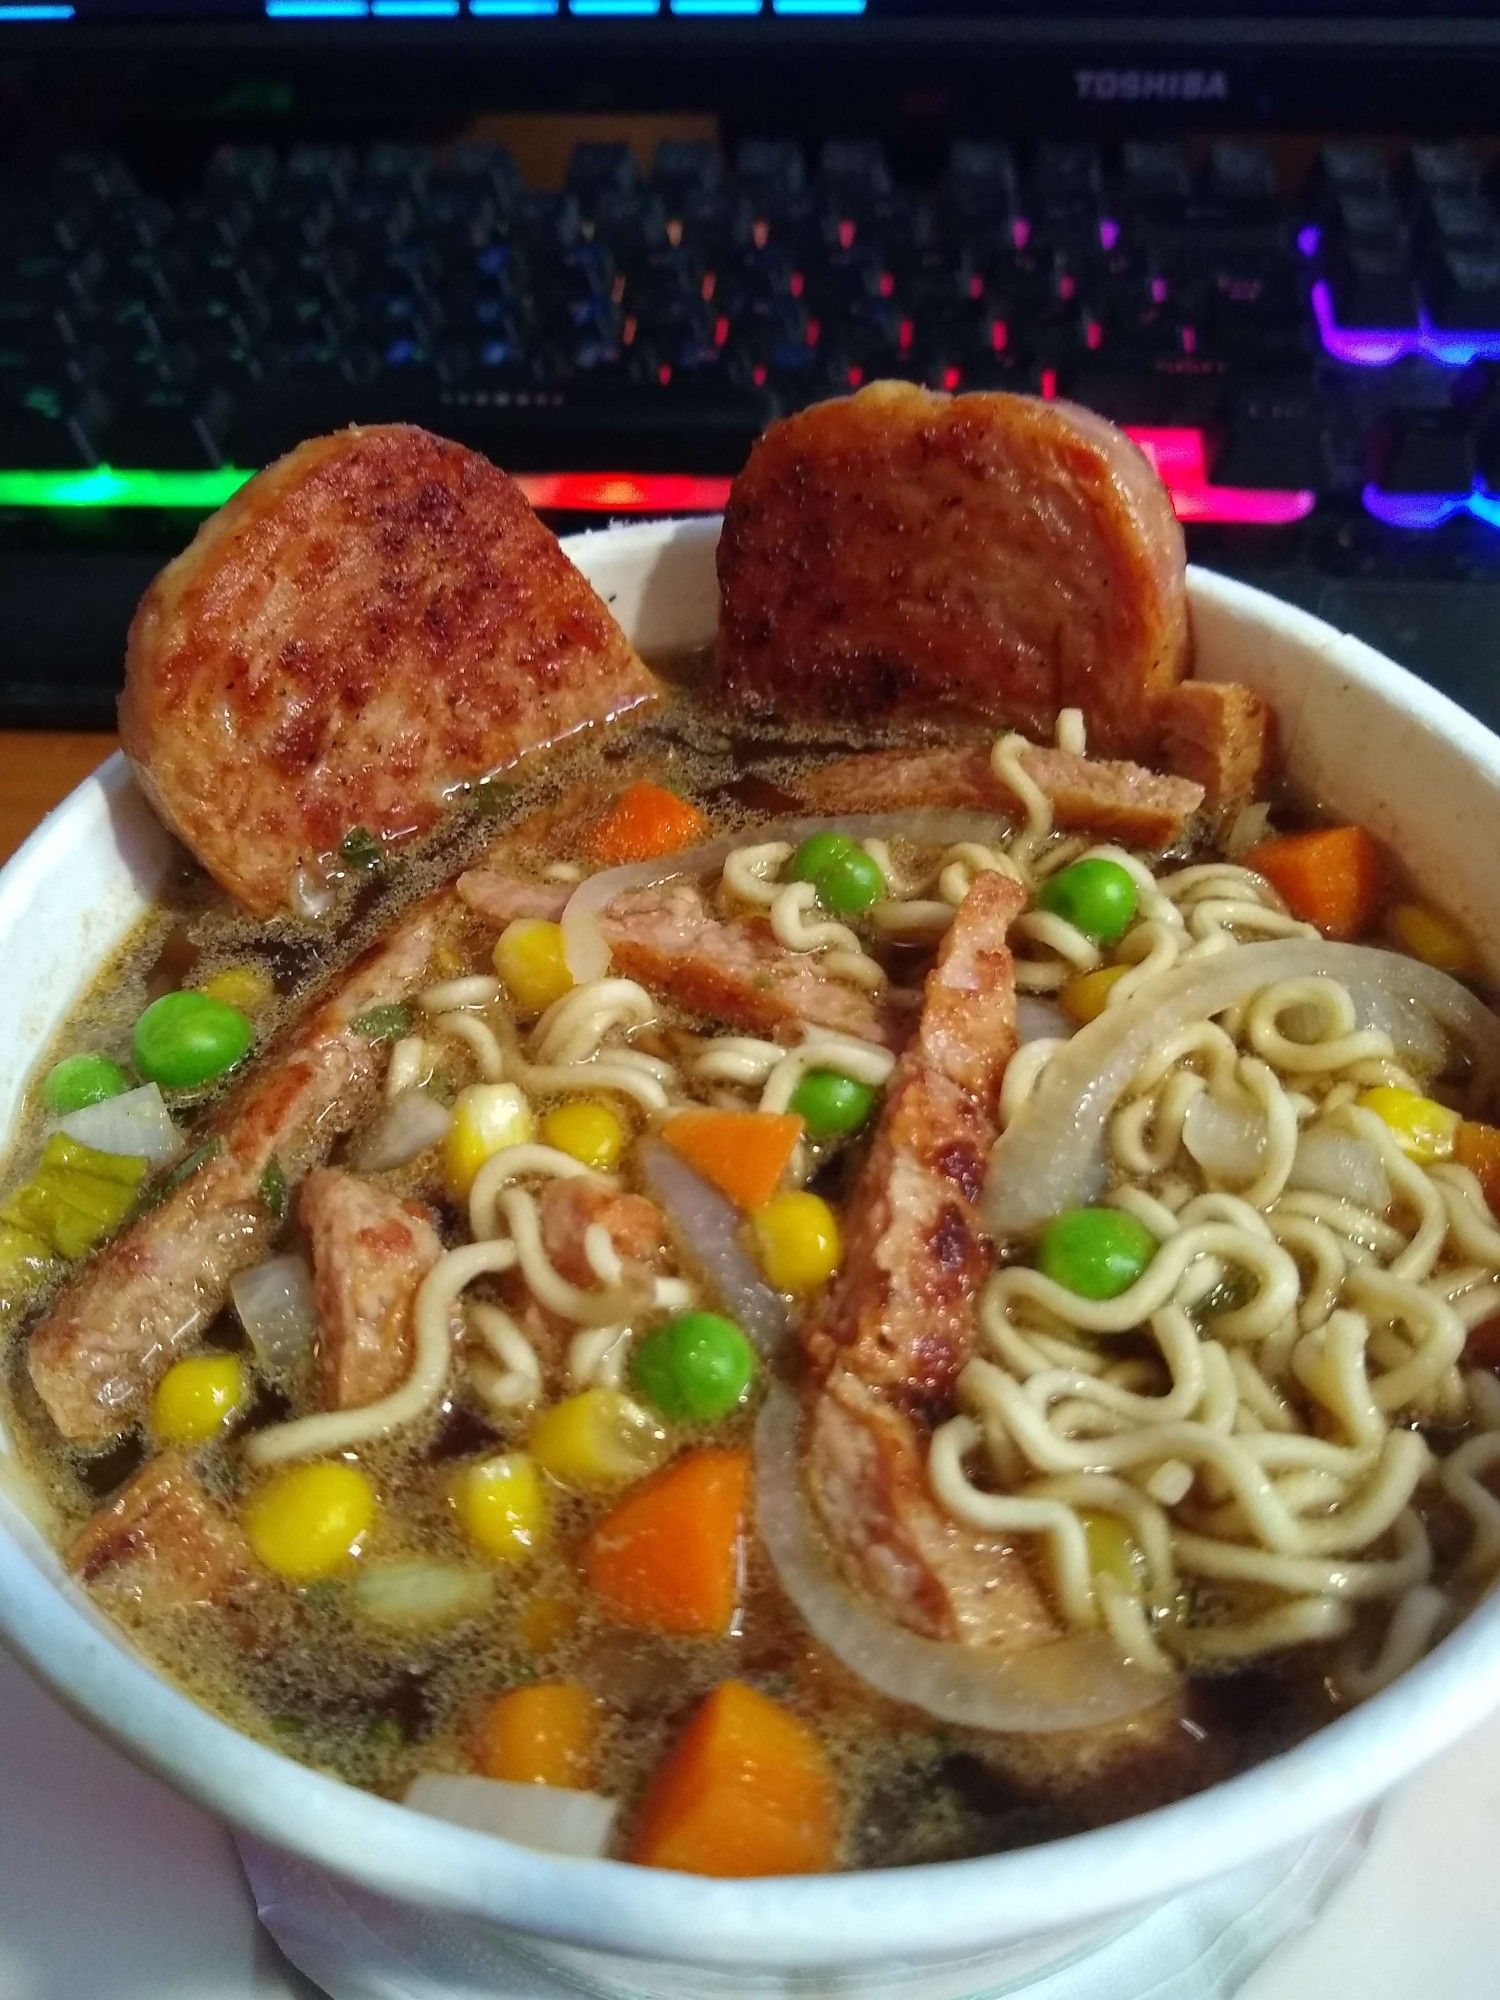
[808,1371,1057,1645]
[121,425,660,916]
[798,743,1203,850]
[1155,680,1276,814]
[68,1451,254,1611]
[714,384,1188,759]
[300,1169,441,1410]
[457,871,911,1049]
[537,1180,666,1289]
[801,870,1027,1404]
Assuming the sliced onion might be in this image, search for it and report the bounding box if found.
[1017,996,1070,1045]
[290,862,336,921]
[231,1253,317,1378]
[560,811,1012,981]
[637,1137,786,1352]
[351,1090,453,1173]
[1224,801,1272,858]
[350,1561,494,1629]
[986,940,1500,1238]
[1182,1094,1266,1180]
[403,1774,617,1858]
[754,1386,1170,1733]
[57,1082,181,1164]
[1288,1127,1391,1209]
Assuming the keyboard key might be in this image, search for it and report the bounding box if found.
[1207,141,1279,217]
[1366,409,1476,492]
[1314,142,1389,199]
[945,140,1018,218]
[651,140,722,199]
[1422,244,1500,329]
[1216,382,1326,488]
[1120,143,1191,215]
[1409,143,1481,196]
[1326,239,1421,329]
[102,387,231,469]
[737,138,806,200]
[0,385,105,467]
[818,140,892,203]
[566,142,639,210]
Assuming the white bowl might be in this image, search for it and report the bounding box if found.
[2,516,1498,1998]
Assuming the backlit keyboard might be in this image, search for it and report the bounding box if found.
[7,132,1500,726]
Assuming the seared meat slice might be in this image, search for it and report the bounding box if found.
[300,1169,442,1410]
[121,425,659,916]
[1155,681,1276,815]
[28,891,445,1444]
[69,1451,254,1611]
[458,870,910,1049]
[536,1179,667,1288]
[801,870,1027,1403]
[715,385,1188,761]
[797,743,1203,852]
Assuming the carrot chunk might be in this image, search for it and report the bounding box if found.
[586,781,710,865]
[474,1679,599,1789]
[584,1448,748,1636]
[1243,825,1384,941]
[629,1680,838,1876]
[659,1108,803,1211]
[1457,1120,1500,1215]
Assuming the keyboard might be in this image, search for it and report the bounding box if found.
[6,132,1500,728]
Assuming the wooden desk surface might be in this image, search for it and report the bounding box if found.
[0,731,118,866]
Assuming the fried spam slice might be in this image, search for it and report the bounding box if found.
[69,1451,254,1612]
[120,425,660,916]
[301,1170,442,1411]
[714,384,1189,761]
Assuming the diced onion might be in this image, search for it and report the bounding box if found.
[231,1253,317,1378]
[350,1561,494,1629]
[290,863,336,921]
[1288,1127,1391,1209]
[1017,996,1070,1045]
[57,1082,182,1165]
[352,1090,453,1173]
[403,1774,617,1858]
[637,1137,786,1352]
[560,811,1010,982]
[986,940,1500,1238]
[1182,1094,1266,1180]
[754,1386,1170,1732]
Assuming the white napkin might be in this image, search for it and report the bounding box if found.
[240,1810,1373,2000]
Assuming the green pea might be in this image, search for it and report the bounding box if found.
[133,992,252,1090]
[1037,1207,1157,1302]
[629,1311,755,1423]
[43,1053,130,1116]
[789,1068,878,1138]
[1036,858,1138,946]
[813,847,886,916]
[789,832,858,883]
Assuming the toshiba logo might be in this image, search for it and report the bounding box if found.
[1075,68,1230,102]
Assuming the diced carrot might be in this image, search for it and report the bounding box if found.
[1243,825,1384,941]
[1457,1121,1500,1215]
[628,1680,838,1877]
[474,1679,599,1789]
[660,1108,803,1212]
[584,1448,748,1636]
[586,782,710,865]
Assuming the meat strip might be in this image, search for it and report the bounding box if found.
[797,743,1203,851]
[714,384,1188,760]
[458,869,910,1049]
[798,871,1057,1645]
[121,425,659,916]
[300,1169,442,1410]
[1154,680,1276,815]
[536,1179,667,1289]
[68,1451,254,1611]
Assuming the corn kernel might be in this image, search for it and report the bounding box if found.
[540,1099,627,1172]
[1388,902,1473,977]
[246,1462,375,1582]
[452,1451,550,1562]
[197,964,274,1013]
[519,1591,579,1654]
[150,1352,249,1445]
[751,1190,842,1294]
[1080,1509,1145,1593]
[1060,963,1131,1026]
[493,920,574,1017]
[442,1082,535,1199]
[1357,1085,1461,1164]
[529,1388,668,1489]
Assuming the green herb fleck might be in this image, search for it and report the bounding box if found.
[339,826,382,871]
[145,1139,221,1208]
[469,779,518,819]
[353,1003,413,1042]
[260,1158,287,1220]
[426,1071,455,1105]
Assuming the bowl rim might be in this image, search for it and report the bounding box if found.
[2,520,1500,1970]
